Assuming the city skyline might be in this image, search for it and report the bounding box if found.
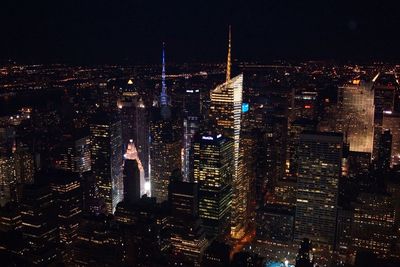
[1,2,400,267]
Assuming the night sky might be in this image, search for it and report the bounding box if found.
[1,0,400,64]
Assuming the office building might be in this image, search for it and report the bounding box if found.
[20,182,59,265]
[294,132,342,248]
[183,88,201,182]
[383,111,400,167]
[377,129,392,170]
[209,27,246,239]
[47,170,82,263]
[193,133,233,237]
[352,192,397,258]
[90,113,123,213]
[338,85,374,154]
[168,172,208,266]
[150,44,182,203]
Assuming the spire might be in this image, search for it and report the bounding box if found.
[160,42,168,106]
[226,25,232,82]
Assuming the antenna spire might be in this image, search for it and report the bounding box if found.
[160,42,168,106]
[226,25,232,82]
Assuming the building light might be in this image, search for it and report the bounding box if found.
[242,103,249,113]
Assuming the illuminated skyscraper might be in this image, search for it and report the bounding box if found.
[134,97,150,180]
[338,85,374,154]
[90,113,123,214]
[183,88,201,182]
[150,43,182,203]
[150,115,181,203]
[352,192,397,258]
[372,73,397,159]
[117,80,149,180]
[57,133,91,173]
[193,133,233,237]
[209,26,246,239]
[48,170,82,263]
[295,132,342,249]
[286,118,317,179]
[73,134,91,173]
[20,182,59,265]
[383,111,400,167]
[14,144,35,186]
[0,153,17,206]
[168,171,208,266]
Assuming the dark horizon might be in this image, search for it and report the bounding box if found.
[1,1,400,64]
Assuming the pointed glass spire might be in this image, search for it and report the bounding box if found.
[160,42,169,106]
[226,25,232,82]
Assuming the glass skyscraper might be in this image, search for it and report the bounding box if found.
[90,114,123,214]
[193,133,233,237]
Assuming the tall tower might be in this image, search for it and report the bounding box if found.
[90,113,123,214]
[226,25,231,82]
[160,42,169,107]
[294,132,342,249]
[48,170,82,263]
[150,44,182,203]
[182,88,201,182]
[209,26,246,239]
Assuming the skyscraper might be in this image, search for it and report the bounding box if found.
[294,132,343,249]
[0,153,17,206]
[134,97,150,180]
[48,170,82,263]
[183,88,201,182]
[338,85,374,154]
[382,111,400,167]
[193,132,233,237]
[372,73,397,159]
[168,171,208,266]
[377,129,392,170]
[123,142,145,203]
[209,26,246,239]
[150,43,182,203]
[90,113,123,213]
[20,182,59,265]
[352,192,397,259]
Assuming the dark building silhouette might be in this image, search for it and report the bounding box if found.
[202,240,231,267]
[123,159,141,204]
[295,238,314,267]
[20,182,59,265]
